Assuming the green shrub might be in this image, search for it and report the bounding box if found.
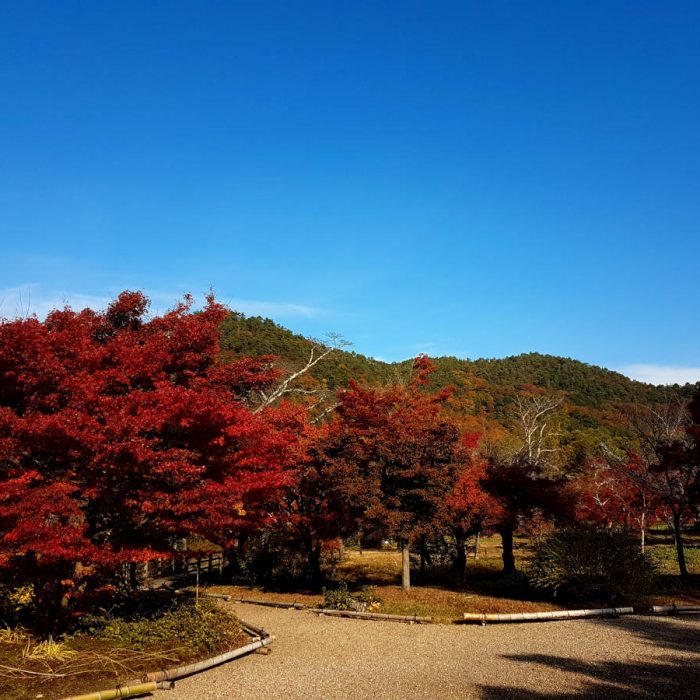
[528,528,656,603]
[322,583,381,611]
[0,584,36,628]
[81,600,239,655]
[322,582,356,610]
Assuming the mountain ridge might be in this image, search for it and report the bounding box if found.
[220,313,696,409]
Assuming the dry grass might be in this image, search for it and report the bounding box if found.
[645,590,700,607]
[334,535,516,586]
[335,549,403,586]
[210,579,564,624]
[332,545,563,622]
[0,639,184,700]
[0,601,248,700]
[210,532,700,623]
[367,586,564,623]
[21,636,77,662]
[207,585,324,607]
[210,538,564,624]
[0,628,28,645]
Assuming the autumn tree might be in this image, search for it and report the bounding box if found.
[247,412,357,587]
[576,453,662,553]
[324,356,463,590]
[440,433,500,582]
[621,398,700,576]
[484,390,572,574]
[0,292,298,630]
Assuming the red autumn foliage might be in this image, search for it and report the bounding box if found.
[441,433,502,579]
[648,395,700,575]
[575,455,663,550]
[485,456,574,574]
[0,291,298,627]
[263,419,352,584]
[320,356,463,551]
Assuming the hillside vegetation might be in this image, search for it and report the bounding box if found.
[220,312,694,413]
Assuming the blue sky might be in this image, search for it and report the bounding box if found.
[1,1,699,384]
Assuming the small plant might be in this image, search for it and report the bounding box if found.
[322,583,382,611]
[0,626,29,644]
[322,582,356,610]
[22,636,77,662]
[0,583,37,627]
[352,586,382,610]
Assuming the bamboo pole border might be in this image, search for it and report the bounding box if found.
[59,618,272,700]
[459,607,634,625]
[308,607,433,623]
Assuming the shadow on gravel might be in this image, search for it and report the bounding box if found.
[480,618,700,700]
[480,654,700,699]
[591,615,700,654]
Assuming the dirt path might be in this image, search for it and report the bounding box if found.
[167,604,700,699]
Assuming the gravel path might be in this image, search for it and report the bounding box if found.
[167,604,700,699]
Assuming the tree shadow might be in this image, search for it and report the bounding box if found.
[593,614,700,654]
[480,617,700,700]
[480,656,699,699]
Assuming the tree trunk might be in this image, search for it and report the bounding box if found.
[401,540,411,591]
[672,509,689,577]
[454,538,467,584]
[223,545,239,579]
[500,528,516,575]
[305,537,323,588]
[419,535,433,583]
[195,558,200,604]
[128,561,139,589]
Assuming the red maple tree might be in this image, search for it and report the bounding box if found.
[575,455,662,552]
[318,356,463,590]
[441,433,501,581]
[0,292,296,628]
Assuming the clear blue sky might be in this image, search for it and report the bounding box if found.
[2,1,699,383]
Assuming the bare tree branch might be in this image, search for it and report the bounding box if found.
[514,393,564,465]
[253,333,351,414]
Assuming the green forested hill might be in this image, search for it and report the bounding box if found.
[219,313,695,439]
[220,313,395,390]
[428,353,688,408]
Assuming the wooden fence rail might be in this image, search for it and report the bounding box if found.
[126,552,230,585]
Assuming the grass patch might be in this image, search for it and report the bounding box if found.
[84,599,238,656]
[211,532,700,624]
[335,549,403,586]
[649,541,700,575]
[213,543,565,623]
[363,585,564,623]
[206,584,323,607]
[0,599,248,700]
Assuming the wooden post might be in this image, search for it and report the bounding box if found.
[196,557,201,604]
[401,541,411,591]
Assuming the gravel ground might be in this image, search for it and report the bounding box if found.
[166,604,700,700]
